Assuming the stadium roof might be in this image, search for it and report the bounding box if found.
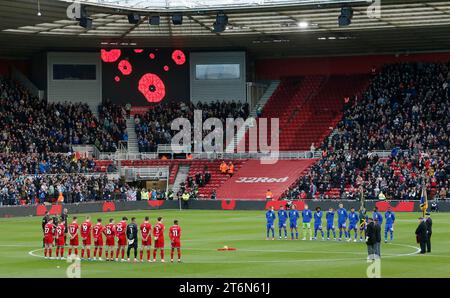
[1,0,450,59]
[59,0,367,12]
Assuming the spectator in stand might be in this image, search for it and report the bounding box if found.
[204,167,211,184]
[227,162,234,177]
[141,188,149,201]
[195,172,201,186]
[220,161,228,174]
[151,189,157,200]
[310,143,316,158]
[187,176,194,188]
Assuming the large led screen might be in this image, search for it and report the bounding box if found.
[101,48,189,105]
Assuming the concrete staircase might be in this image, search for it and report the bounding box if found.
[126,116,139,153]
[171,164,190,194]
[249,80,280,118]
[225,80,280,153]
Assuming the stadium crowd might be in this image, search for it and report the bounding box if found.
[98,101,128,152]
[0,151,177,206]
[328,63,449,152]
[286,62,450,201]
[287,148,448,201]
[2,61,449,206]
[0,78,126,153]
[0,77,131,206]
[0,152,121,206]
[134,101,249,152]
[0,174,176,206]
[0,152,97,175]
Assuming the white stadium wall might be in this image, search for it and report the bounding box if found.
[189,51,246,104]
[47,52,102,114]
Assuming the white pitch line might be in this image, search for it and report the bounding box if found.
[25,248,361,263]
[383,243,421,258]
[29,248,45,259]
[27,243,420,263]
[0,244,36,247]
[182,247,369,255]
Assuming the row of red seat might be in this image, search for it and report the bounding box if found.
[184,160,247,199]
[253,75,370,151]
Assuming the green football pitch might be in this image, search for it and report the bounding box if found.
[0,209,449,278]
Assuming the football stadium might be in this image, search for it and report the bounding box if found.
[0,0,449,282]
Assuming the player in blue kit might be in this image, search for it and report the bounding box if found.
[277,206,288,240]
[301,205,313,240]
[337,203,349,241]
[326,207,336,240]
[265,206,276,240]
[313,207,325,240]
[289,205,300,240]
[384,208,396,243]
[373,207,383,226]
[347,207,359,242]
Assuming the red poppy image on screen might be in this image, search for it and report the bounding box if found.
[101,49,121,63]
[171,50,186,65]
[102,48,188,106]
[118,60,132,75]
[138,73,166,103]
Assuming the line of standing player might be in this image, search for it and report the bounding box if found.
[266,204,396,242]
[43,215,182,263]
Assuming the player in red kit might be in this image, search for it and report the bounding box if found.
[44,218,56,259]
[68,217,79,257]
[80,216,92,260]
[104,218,116,261]
[93,218,104,261]
[153,217,165,262]
[140,216,152,262]
[55,218,66,260]
[115,217,128,262]
[169,220,182,263]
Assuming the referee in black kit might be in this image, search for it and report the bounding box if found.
[42,211,50,247]
[126,217,139,262]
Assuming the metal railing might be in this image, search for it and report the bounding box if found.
[191,151,322,160]
[120,166,169,178]
[98,152,158,160]
[17,172,121,179]
[71,145,98,159]
[96,148,403,161]
[157,144,191,154]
